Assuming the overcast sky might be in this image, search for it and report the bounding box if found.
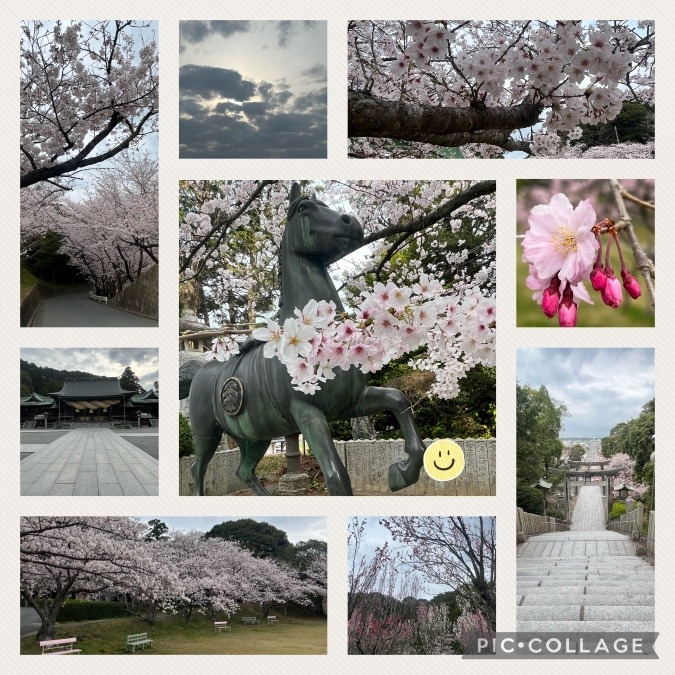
[20,348,159,391]
[179,20,327,158]
[138,516,327,544]
[517,348,654,438]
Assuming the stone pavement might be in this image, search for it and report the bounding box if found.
[517,485,654,632]
[20,428,158,496]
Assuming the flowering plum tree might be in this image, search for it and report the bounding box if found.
[20,20,158,190]
[348,20,654,158]
[180,180,495,401]
[382,516,496,631]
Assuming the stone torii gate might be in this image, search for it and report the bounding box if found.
[564,461,618,523]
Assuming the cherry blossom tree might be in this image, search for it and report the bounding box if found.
[21,20,158,190]
[21,151,159,296]
[607,452,648,499]
[348,20,654,158]
[180,179,495,401]
[20,517,177,641]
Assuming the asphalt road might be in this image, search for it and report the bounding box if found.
[32,290,157,327]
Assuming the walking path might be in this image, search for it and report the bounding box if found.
[517,486,654,631]
[20,428,158,496]
[33,290,157,327]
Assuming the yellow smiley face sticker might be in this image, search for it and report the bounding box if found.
[423,439,465,481]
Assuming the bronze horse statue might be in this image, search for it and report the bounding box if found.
[180,183,426,495]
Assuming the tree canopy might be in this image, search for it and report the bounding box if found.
[205,519,293,559]
[516,384,567,487]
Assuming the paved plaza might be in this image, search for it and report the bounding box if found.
[517,485,654,632]
[20,427,158,496]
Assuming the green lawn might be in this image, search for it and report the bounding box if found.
[21,610,327,655]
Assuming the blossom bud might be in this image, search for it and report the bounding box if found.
[558,286,577,327]
[601,268,622,308]
[541,277,560,318]
[621,269,642,300]
[590,265,607,291]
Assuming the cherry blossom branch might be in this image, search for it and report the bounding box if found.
[619,188,655,211]
[348,90,543,141]
[610,178,655,307]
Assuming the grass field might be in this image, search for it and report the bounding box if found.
[21,608,327,655]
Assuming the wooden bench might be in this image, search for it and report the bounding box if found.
[267,616,279,624]
[241,616,260,625]
[125,632,153,652]
[213,621,231,632]
[39,637,81,655]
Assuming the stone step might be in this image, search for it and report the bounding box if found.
[517,605,654,622]
[519,578,653,588]
[517,620,655,632]
[517,582,654,595]
[519,593,654,606]
[518,559,653,567]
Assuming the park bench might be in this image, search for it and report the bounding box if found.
[125,632,153,652]
[267,616,279,624]
[241,616,260,625]
[39,637,81,655]
[213,621,231,632]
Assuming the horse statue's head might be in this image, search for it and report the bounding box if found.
[283,183,364,265]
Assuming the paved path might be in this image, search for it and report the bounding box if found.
[517,486,654,632]
[20,428,158,496]
[33,290,157,327]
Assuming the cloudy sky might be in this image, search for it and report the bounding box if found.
[179,21,327,158]
[20,348,159,391]
[517,348,654,438]
[138,516,326,544]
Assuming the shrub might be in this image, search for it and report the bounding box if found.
[516,486,545,515]
[610,501,627,520]
[179,413,194,457]
[58,599,128,622]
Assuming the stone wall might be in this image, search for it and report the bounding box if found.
[179,437,496,496]
[108,264,159,320]
[20,283,70,326]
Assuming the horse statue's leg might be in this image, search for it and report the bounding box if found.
[289,399,353,495]
[347,386,426,492]
[235,437,273,495]
[191,431,224,496]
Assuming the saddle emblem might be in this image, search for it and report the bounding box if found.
[220,377,244,416]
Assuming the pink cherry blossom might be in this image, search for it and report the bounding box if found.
[522,193,599,284]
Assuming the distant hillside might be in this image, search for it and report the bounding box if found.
[20,359,98,397]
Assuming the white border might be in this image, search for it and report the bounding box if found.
[7,1,673,673]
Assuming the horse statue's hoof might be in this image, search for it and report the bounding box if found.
[388,462,410,492]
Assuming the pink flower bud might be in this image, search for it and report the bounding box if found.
[540,277,560,318]
[601,269,623,308]
[621,269,642,299]
[558,286,577,327]
[590,265,607,291]
[541,288,559,318]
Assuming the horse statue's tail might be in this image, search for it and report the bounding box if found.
[179,359,204,399]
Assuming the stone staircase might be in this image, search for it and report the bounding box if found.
[517,486,655,632]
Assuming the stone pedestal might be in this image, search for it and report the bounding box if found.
[276,432,309,495]
[276,471,310,495]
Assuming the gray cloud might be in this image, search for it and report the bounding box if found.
[179,65,256,101]
[300,63,327,82]
[180,20,251,45]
